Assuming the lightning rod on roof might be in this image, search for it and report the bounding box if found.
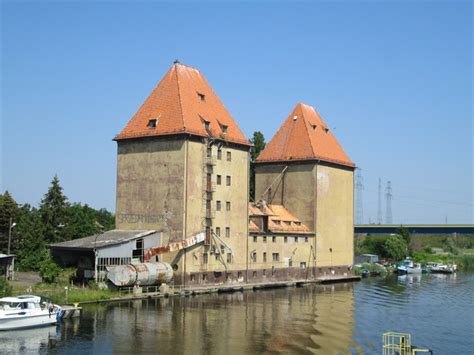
[174,59,180,64]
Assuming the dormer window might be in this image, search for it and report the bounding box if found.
[323,127,329,134]
[200,116,210,131]
[295,221,302,226]
[221,125,228,134]
[147,119,157,128]
[311,124,317,131]
[197,92,206,102]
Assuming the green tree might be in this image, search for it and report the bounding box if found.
[383,235,408,261]
[0,191,20,254]
[249,131,266,201]
[39,257,62,283]
[40,175,69,243]
[16,205,49,271]
[63,203,102,240]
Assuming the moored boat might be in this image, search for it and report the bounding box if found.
[427,262,457,274]
[0,295,61,331]
[397,258,422,275]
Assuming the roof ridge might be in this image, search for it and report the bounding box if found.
[300,105,317,159]
[174,65,186,130]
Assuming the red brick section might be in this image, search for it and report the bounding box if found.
[256,103,355,168]
[115,63,250,146]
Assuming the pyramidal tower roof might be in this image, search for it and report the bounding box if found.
[256,103,355,168]
[115,62,250,146]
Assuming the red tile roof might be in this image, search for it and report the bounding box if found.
[249,202,312,234]
[115,63,250,146]
[256,103,355,167]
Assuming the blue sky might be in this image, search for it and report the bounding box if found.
[1,1,472,224]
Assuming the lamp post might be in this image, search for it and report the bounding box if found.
[93,232,103,283]
[8,217,17,255]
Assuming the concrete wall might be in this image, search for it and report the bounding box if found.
[315,164,354,267]
[248,234,315,270]
[116,137,185,244]
[255,161,354,269]
[182,141,250,276]
[254,164,315,231]
[116,136,250,283]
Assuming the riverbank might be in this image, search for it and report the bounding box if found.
[10,274,360,305]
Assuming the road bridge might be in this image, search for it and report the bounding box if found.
[354,225,474,234]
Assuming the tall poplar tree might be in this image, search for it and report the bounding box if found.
[249,131,266,201]
[40,175,69,243]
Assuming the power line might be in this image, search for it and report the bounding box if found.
[385,181,392,224]
[377,178,382,224]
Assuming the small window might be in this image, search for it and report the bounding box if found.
[263,252,267,262]
[226,176,231,186]
[221,125,228,134]
[205,121,210,130]
[190,274,196,281]
[216,200,221,211]
[263,269,266,276]
[294,237,298,243]
[272,236,276,243]
[226,201,231,211]
[284,236,288,243]
[311,124,317,130]
[300,262,306,269]
[227,253,232,263]
[285,221,291,226]
[217,175,222,185]
[272,253,279,262]
[216,227,221,236]
[263,236,267,243]
[217,149,222,160]
[323,127,329,134]
[253,271,257,278]
[253,236,257,243]
[225,227,230,238]
[207,147,212,158]
[198,92,206,101]
[203,253,208,264]
[147,119,157,128]
[251,252,257,263]
[202,273,207,281]
[305,237,309,243]
[295,221,302,226]
[227,151,231,161]
[274,220,281,225]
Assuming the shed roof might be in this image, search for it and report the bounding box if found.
[256,103,355,168]
[49,230,157,251]
[115,62,250,147]
[249,202,313,234]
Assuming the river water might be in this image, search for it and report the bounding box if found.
[2,272,473,354]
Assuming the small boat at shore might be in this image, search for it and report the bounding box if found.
[427,262,457,274]
[0,295,61,331]
[397,259,422,275]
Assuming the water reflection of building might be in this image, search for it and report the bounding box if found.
[89,284,358,354]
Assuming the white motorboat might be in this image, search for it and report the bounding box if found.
[397,258,422,275]
[428,262,457,274]
[0,295,61,331]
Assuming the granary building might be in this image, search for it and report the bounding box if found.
[50,62,355,285]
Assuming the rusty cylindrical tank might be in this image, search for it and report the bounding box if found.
[107,263,173,287]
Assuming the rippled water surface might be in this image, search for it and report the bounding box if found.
[4,273,473,354]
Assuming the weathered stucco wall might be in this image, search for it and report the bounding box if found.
[254,163,315,231]
[115,137,185,245]
[184,142,250,274]
[315,164,354,267]
[248,234,315,270]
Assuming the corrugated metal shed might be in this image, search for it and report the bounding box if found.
[50,230,157,251]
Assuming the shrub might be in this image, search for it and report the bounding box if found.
[0,278,12,297]
[39,258,62,283]
[384,235,408,261]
